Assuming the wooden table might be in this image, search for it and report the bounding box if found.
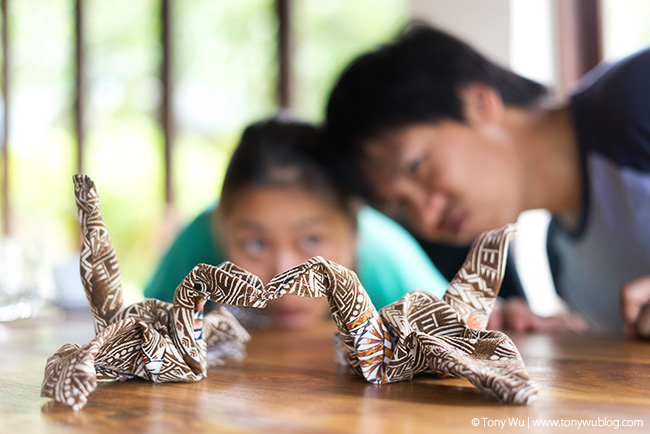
[2,311,649,433]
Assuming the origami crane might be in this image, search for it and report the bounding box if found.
[210,226,538,404]
[41,175,537,410]
[40,175,251,410]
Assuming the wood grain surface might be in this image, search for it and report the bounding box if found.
[1,311,649,433]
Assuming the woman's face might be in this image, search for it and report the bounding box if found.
[220,186,356,329]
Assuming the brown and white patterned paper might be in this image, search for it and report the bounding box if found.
[41,175,536,410]
[209,224,537,404]
[40,175,251,410]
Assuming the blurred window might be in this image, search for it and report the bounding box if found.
[0,0,407,301]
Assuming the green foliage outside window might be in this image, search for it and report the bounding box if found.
[2,0,407,304]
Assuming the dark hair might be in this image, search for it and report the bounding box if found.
[324,23,548,197]
[217,116,355,225]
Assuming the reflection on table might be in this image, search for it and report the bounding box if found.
[1,311,649,433]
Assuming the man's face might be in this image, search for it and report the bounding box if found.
[359,121,523,245]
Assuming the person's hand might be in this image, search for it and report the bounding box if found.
[487,296,587,334]
[620,275,650,339]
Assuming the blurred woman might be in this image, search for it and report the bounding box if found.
[144,117,448,328]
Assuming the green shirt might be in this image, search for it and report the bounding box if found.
[144,206,448,309]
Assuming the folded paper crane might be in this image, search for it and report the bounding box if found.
[41,175,537,410]
[40,175,251,410]
[238,229,538,404]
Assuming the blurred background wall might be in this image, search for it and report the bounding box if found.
[0,0,649,307]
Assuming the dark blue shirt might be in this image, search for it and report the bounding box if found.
[548,48,650,333]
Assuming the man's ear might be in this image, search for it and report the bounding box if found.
[460,82,505,127]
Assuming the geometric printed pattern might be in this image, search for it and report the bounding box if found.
[40,175,251,410]
[223,224,536,403]
[255,228,538,404]
[41,175,536,409]
[443,225,516,329]
[74,174,123,335]
[444,224,515,329]
[345,308,394,381]
[199,224,534,403]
